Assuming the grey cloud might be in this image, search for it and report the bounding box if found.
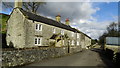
[38,2,98,22]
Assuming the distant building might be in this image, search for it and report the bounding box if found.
[6,1,91,48]
[105,37,120,53]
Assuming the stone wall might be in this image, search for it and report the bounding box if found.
[2,46,81,67]
[6,8,26,48]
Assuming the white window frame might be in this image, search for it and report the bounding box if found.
[77,33,79,38]
[72,32,74,37]
[63,40,64,45]
[77,41,79,45]
[34,37,42,46]
[71,40,74,45]
[61,30,64,35]
[53,28,56,33]
[35,24,42,31]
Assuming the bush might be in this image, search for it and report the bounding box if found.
[2,33,14,48]
[114,52,120,66]
[2,33,9,48]
[105,48,114,60]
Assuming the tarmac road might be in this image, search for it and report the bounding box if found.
[24,49,110,67]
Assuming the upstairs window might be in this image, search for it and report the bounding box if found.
[71,40,74,45]
[53,28,56,33]
[77,41,79,45]
[77,33,79,38]
[72,32,74,37]
[35,24,42,31]
[34,37,42,46]
[61,30,64,35]
[63,40,65,45]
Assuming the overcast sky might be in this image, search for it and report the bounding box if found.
[0,1,118,39]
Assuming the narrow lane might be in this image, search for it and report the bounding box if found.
[25,49,107,66]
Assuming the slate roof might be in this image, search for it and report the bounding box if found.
[73,28,91,39]
[18,8,91,39]
[18,8,79,33]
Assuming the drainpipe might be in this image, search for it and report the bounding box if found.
[75,31,77,46]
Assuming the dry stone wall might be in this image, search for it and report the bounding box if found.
[2,46,81,67]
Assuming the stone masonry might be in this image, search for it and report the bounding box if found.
[2,46,81,67]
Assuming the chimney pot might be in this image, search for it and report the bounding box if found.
[65,18,70,25]
[15,0,22,8]
[66,18,69,22]
[56,14,61,22]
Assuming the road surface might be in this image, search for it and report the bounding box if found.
[23,49,114,67]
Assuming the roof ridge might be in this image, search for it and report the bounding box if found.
[19,8,71,27]
[18,8,84,33]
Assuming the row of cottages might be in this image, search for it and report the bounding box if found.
[6,7,91,49]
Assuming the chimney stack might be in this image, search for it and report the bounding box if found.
[65,18,70,25]
[15,0,22,8]
[56,14,61,22]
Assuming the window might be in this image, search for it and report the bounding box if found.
[36,24,38,30]
[34,37,42,46]
[35,24,42,31]
[63,40,64,45]
[77,33,79,38]
[38,38,41,44]
[72,32,74,37]
[77,41,79,45]
[53,28,56,33]
[61,30,64,35]
[35,38,37,44]
[71,40,74,45]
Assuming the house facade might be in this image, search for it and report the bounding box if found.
[6,7,91,49]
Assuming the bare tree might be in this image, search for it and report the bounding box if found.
[2,2,46,14]
[107,22,119,37]
[2,2,14,11]
[107,22,117,32]
[23,2,46,13]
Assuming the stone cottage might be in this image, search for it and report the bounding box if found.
[6,2,91,49]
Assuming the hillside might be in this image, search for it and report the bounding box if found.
[0,13,10,34]
[0,13,10,48]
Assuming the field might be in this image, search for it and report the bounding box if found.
[0,13,9,34]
